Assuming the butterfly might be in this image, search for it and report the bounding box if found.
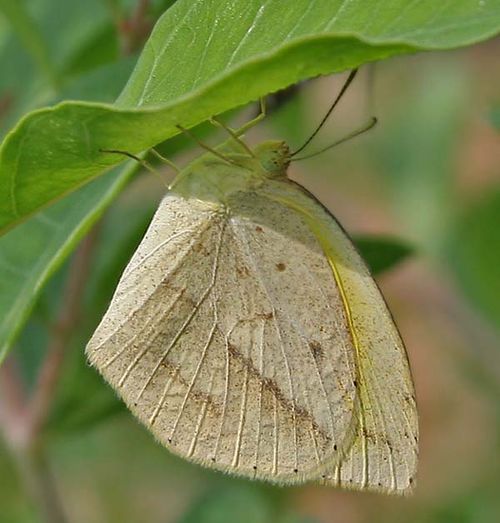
[86,80,418,495]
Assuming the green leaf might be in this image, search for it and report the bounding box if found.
[62,24,119,77]
[0,0,115,135]
[491,107,500,130]
[2,0,500,233]
[59,56,138,104]
[354,235,413,275]
[0,162,136,363]
[180,485,277,523]
[31,0,110,72]
[447,189,500,328]
[0,0,58,88]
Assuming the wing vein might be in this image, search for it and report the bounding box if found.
[253,320,266,474]
[233,221,299,473]
[91,217,215,355]
[188,363,218,458]
[117,288,187,387]
[135,219,226,402]
[168,305,218,439]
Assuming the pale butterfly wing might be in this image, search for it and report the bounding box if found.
[259,180,418,493]
[87,138,418,493]
[87,189,361,483]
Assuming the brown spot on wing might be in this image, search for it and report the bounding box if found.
[256,311,274,320]
[309,341,323,360]
[236,265,250,277]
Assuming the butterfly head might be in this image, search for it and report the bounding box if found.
[253,140,291,179]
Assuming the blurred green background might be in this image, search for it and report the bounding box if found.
[1,1,500,522]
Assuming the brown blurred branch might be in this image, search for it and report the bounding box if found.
[0,357,28,449]
[0,92,14,127]
[28,226,101,439]
[12,447,68,523]
[0,225,101,523]
[116,0,153,55]
[0,362,67,523]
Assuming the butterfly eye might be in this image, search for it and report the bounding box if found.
[253,140,290,177]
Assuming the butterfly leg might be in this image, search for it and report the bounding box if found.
[149,148,181,173]
[208,117,256,158]
[210,98,267,137]
[208,98,267,158]
[176,125,239,166]
[233,98,267,136]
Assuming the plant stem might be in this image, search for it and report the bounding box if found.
[13,444,69,523]
[29,226,101,439]
[0,357,28,448]
[0,357,68,523]
[0,225,101,523]
[116,0,152,54]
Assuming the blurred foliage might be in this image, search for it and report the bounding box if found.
[491,107,500,130]
[0,1,499,523]
[354,236,413,275]
[373,66,468,253]
[447,189,500,329]
[179,483,315,523]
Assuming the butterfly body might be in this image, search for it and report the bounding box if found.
[87,137,418,494]
[169,139,290,204]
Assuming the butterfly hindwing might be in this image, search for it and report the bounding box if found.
[258,179,419,493]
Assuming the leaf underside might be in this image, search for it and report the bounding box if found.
[1,0,500,233]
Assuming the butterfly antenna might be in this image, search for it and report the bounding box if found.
[100,149,169,187]
[291,117,377,161]
[290,69,358,157]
